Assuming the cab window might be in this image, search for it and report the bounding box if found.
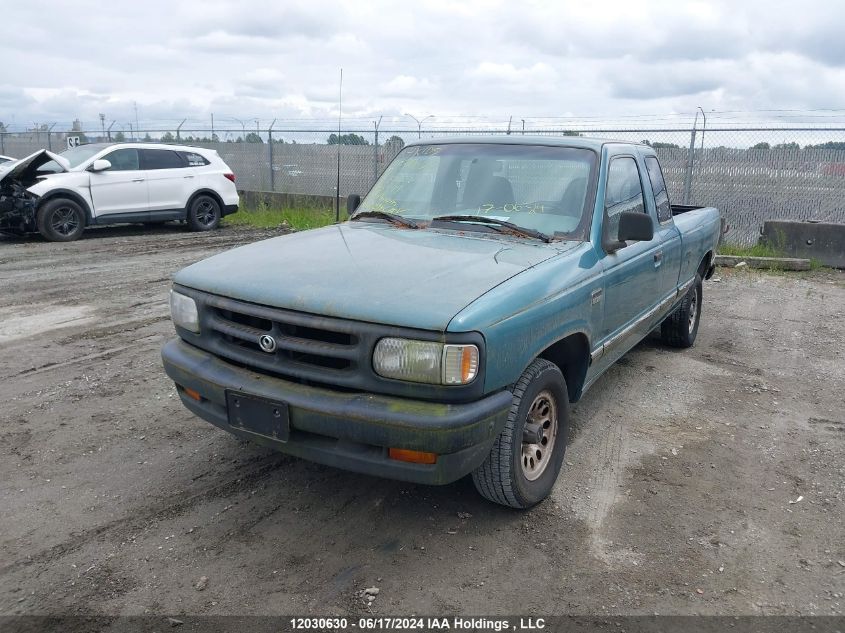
[644,156,671,223]
[604,157,645,241]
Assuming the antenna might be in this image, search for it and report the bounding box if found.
[335,68,343,222]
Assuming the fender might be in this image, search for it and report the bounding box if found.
[185,188,226,216]
[37,188,94,225]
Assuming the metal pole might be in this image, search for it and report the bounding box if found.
[682,113,699,205]
[373,116,382,186]
[107,121,115,141]
[268,119,276,192]
[336,68,343,222]
[507,115,512,135]
[210,113,214,141]
[0,131,4,155]
[47,123,55,151]
[176,118,186,141]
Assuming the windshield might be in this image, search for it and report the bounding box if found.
[39,145,105,173]
[357,143,596,239]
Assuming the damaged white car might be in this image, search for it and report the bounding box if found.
[0,143,239,242]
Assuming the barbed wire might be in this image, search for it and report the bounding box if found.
[6,110,845,134]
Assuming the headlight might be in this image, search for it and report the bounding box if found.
[170,290,199,333]
[373,338,479,385]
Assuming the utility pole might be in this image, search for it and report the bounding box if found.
[133,102,140,138]
[211,113,215,141]
[99,113,106,140]
[107,120,115,141]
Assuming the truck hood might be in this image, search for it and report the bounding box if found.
[174,223,578,331]
[0,149,68,187]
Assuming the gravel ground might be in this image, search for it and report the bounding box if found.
[0,224,843,617]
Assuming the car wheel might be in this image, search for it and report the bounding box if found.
[472,358,569,509]
[187,195,221,232]
[661,274,703,348]
[36,198,85,242]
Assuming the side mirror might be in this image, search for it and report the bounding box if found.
[617,211,654,242]
[347,194,361,214]
[90,159,112,172]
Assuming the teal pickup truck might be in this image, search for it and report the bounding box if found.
[162,137,720,508]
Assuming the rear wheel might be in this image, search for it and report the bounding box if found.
[186,195,221,232]
[37,198,85,242]
[661,274,702,348]
[472,359,569,509]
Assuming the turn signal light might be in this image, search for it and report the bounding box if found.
[389,448,438,464]
[182,386,202,401]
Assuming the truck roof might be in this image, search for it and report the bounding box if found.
[405,135,647,152]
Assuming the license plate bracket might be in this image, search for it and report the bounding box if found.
[225,391,290,442]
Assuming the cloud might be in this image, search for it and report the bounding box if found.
[0,0,843,131]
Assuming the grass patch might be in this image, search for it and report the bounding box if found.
[717,243,785,258]
[224,202,346,231]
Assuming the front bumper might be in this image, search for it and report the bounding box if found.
[161,338,512,485]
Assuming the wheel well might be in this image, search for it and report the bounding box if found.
[38,191,92,226]
[538,332,590,403]
[186,189,225,216]
[699,250,714,279]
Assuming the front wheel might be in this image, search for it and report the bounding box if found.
[661,274,702,348]
[36,198,85,242]
[186,195,221,232]
[472,359,569,509]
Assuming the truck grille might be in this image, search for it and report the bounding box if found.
[175,287,487,403]
[200,294,364,389]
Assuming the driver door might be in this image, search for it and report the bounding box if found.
[596,155,661,355]
[88,148,148,219]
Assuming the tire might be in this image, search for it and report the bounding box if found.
[472,359,569,509]
[186,195,221,232]
[36,198,85,242]
[661,273,703,348]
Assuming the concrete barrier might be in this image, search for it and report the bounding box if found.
[714,255,811,270]
[761,220,845,269]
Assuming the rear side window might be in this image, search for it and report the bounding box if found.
[180,151,210,166]
[102,148,139,171]
[604,157,645,241]
[644,156,671,223]
[140,149,185,170]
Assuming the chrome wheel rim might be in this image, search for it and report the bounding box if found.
[196,199,218,226]
[51,207,80,235]
[688,289,698,334]
[521,390,558,481]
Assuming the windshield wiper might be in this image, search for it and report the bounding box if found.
[350,210,419,229]
[430,215,552,243]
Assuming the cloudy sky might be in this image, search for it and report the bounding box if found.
[3,0,845,132]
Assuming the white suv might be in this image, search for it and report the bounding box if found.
[0,143,239,241]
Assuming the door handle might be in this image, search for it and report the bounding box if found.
[131,178,145,182]
[654,250,663,267]
[183,175,195,179]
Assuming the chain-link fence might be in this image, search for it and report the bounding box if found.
[2,125,844,246]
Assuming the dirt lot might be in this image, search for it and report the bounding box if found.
[0,225,843,618]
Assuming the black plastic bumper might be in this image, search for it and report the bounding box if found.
[161,338,512,485]
[223,204,238,216]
